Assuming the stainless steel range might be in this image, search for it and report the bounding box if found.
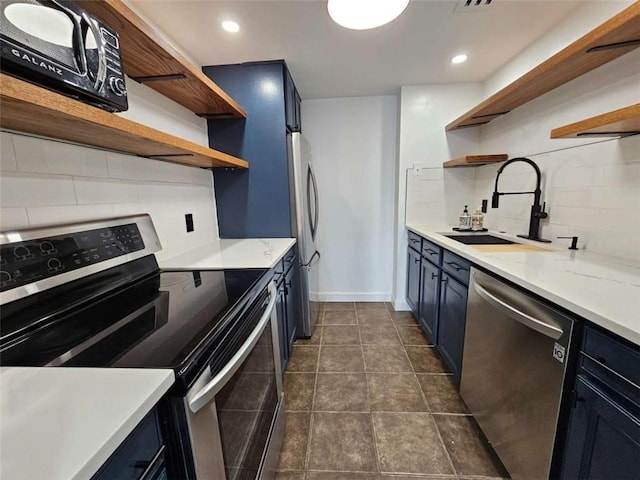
[0,214,285,480]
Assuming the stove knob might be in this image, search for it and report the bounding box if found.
[0,271,11,284]
[13,246,31,259]
[108,76,127,96]
[47,258,63,271]
[40,241,55,254]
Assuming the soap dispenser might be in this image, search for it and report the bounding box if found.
[459,205,471,230]
[471,207,484,231]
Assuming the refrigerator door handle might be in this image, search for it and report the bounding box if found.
[302,250,321,268]
[307,165,319,241]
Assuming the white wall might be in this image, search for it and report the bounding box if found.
[474,47,640,261]
[0,80,220,261]
[393,84,482,309]
[302,96,397,301]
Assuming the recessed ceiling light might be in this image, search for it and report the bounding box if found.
[451,54,468,64]
[328,0,410,30]
[221,20,240,33]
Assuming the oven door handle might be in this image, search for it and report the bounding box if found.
[187,283,278,413]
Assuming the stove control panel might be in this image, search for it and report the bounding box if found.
[0,224,145,292]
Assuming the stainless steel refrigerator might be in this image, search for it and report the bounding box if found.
[288,131,321,337]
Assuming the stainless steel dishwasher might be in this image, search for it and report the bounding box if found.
[461,268,575,480]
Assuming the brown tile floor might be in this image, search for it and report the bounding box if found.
[277,302,508,480]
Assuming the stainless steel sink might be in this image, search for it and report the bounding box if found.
[443,234,515,245]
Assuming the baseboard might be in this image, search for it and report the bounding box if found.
[391,295,410,311]
[316,292,392,302]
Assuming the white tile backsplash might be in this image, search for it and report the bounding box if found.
[0,171,76,208]
[471,130,640,262]
[73,177,140,205]
[13,135,108,177]
[0,132,17,172]
[0,132,220,259]
[0,208,28,230]
[26,205,115,226]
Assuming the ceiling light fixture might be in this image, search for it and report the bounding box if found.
[221,20,240,33]
[327,0,410,30]
[451,54,468,64]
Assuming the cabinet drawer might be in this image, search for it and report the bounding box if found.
[421,239,442,266]
[582,325,640,389]
[441,251,472,286]
[408,231,422,252]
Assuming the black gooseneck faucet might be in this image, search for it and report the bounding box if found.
[491,157,551,243]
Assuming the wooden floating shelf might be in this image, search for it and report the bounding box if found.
[446,2,640,131]
[0,74,248,169]
[443,154,508,168]
[82,0,246,119]
[550,104,640,138]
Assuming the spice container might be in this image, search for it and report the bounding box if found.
[471,207,484,231]
[458,205,471,230]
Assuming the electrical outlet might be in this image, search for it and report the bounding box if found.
[185,214,194,232]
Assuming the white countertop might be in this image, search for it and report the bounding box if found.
[407,223,640,346]
[159,238,297,270]
[0,367,174,480]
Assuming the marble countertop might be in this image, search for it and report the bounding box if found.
[0,367,174,480]
[159,238,297,270]
[407,223,640,346]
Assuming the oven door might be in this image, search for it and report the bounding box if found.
[185,283,285,480]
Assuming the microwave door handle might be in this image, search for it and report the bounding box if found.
[187,283,278,413]
[52,1,87,75]
[81,12,107,90]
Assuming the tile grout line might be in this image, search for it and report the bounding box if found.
[303,307,323,473]
[356,306,383,476]
[389,310,459,477]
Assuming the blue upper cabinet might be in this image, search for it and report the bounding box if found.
[203,61,298,238]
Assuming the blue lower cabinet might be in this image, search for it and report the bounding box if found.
[419,258,440,343]
[560,326,640,479]
[407,247,421,317]
[276,275,288,372]
[285,261,300,352]
[561,375,640,479]
[437,272,468,385]
[92,408,167,480]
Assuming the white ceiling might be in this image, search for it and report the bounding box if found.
[129,0,584,99]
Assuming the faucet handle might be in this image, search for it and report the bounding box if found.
[558,236,579,250]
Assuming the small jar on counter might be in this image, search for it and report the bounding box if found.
[471,207,484,231]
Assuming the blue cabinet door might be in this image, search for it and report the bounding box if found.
[437,272,468,385]
[419,258,439,343]
[406,247,421,316]
[276,278,288,372]
[285,263,299,352]
[203,61,292,238]
[561,375,640,479]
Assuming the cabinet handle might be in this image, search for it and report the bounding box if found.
[414,258,420,264]
[424,248,437,255]
[431,272,438,280]
[410,239,420,244]
[441,276,448,286]
[445,261,465,272]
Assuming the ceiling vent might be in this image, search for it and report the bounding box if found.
[454,0,493,13]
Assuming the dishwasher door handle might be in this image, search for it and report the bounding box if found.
[187,283,278,413]
[473,278,563,340]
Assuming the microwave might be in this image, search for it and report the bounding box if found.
[0,0,128,112]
